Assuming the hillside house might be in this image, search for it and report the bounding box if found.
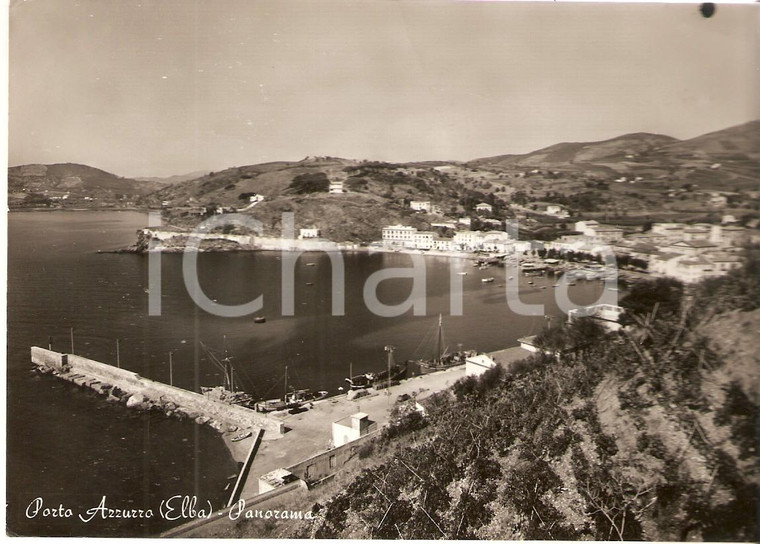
[475,202,493,214]
[329,180,345,194]
[568,304,624,332]
[410,200,432,212]
[298,228,320,239]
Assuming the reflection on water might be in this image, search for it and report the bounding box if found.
[6,211,610,536]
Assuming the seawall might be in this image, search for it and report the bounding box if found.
[30,346,284,436]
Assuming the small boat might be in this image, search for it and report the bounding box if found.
[528,281,534,285]
[254,316,266,323]
[305,262,316,267]
[541,286,547,289]
[231,431,252,442]
[481,277,495,283]
[568,282,577,286]
[553,283,559,288]
[456,272,468,276]
[305,282,314,286]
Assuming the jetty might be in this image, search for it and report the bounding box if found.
[29,346,284,436]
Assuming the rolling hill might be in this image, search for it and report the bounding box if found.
[8,163,162,208]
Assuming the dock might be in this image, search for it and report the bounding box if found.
[29,346,284,436]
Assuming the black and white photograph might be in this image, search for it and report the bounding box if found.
[5,0,759,538]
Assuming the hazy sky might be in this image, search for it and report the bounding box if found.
[9,0,759,177]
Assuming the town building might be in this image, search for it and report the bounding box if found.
[545,204,569,218]
[328,180,345,194]
[332,412,376,447]
[410,200,432,212]
[298,228,320,239]
[568,304,624,332]
[413,231,436,250]
[382,225,417,248]
[258,468,299,494]
[475,202,493,214]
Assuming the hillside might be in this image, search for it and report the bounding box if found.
[8,163,161,208]
[231,250,759,540]
[469,120,760,192]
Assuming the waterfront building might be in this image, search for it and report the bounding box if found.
[413,231,436,250]
[453,230,482,251]
[433,238,455,251]
[666,239,719,256]
[298,227,320,239]
[574,220,624,243]
[382,224,417,248]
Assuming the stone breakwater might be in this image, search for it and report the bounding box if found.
[30,347,284,436]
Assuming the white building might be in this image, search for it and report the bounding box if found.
[248,194,265,203]
[475,202,493,214]
[410,200,432,212]
[413,231,436,250]
[329,180,344,194]
[546,205,569,218]
[454,230,483,251]
[574,221,623,243]
[298,228,320,239]
[465,354,497,377]
[433,238,455,252]
[382,225,417,248]
[332,412,375,447]
[568,304,624,332]
[651,251,742,283]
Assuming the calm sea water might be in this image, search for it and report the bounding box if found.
[6,211,608,536]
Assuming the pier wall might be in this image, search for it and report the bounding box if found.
[286,429,380,485]
[31,347,283,435]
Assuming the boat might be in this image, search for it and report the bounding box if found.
[345,348,408,390]
[527,281,534,285]
[231,430,253,442]
[305,282,314,286]
[416,315,474,374]
[254,316,266,323]
[481,277,495,283]
[305,262,317,267]
[456,272,468,276]
[255,366,326,412]
[199,340,257,409]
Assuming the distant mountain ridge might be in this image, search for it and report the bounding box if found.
[468,120,760,179]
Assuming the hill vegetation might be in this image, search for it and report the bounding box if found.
[273,248,760,540]
[9,121,759,237]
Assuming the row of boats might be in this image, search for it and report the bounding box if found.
[201,315,473,412]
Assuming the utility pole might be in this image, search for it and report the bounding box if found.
[48,336,53,351]
[384,345,395,409]
[116,339,120,368]
[70,328,74,354]
[169,351,173,386]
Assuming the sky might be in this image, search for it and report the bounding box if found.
[8,0,759,178]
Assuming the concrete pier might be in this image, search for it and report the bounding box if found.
[30,346,284,436]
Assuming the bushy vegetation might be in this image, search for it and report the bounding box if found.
[288,172,329,194]
[293,251,759,540]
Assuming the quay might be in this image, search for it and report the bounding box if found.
[30,343,531,537]
[29,346,284,436]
